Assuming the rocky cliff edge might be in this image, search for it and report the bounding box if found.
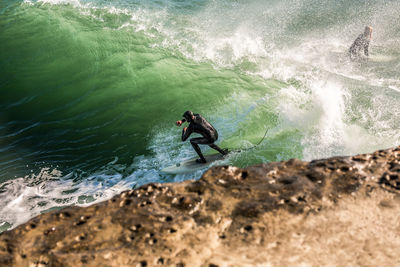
[1,147,400,266]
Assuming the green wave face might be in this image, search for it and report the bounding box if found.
[0,0,290,180]
[0,0,400,231]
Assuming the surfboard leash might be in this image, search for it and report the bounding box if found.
[228,127,269,153]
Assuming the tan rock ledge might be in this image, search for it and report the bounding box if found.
[1,146,400,266]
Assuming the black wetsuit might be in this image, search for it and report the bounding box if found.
[181,113,226,163]
[349,34,370,60]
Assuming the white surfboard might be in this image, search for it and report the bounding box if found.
[161,153,226,174]
[369,54,395,63]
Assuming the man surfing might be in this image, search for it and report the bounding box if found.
[176,110,227,163]
[349,26,373,61]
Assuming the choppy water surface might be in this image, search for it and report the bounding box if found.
[1,0,399,231]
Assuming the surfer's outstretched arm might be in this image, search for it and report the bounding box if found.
[176,119,186,126]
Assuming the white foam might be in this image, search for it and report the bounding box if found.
[0,165,146,231]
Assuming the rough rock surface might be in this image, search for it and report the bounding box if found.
[1,147,400,266]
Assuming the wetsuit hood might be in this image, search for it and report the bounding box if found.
[183,110,194,122]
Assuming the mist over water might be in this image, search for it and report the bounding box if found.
[0,0,399,231]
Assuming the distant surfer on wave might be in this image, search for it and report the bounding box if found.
[176,110,227,163]
[349,26,372,61]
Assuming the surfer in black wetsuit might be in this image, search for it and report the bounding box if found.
[176,110,227,163]
[349,26,372,61]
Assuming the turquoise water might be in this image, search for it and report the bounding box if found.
[1,0,399,231]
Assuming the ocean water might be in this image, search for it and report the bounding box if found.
[0,0,399,232]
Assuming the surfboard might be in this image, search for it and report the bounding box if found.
[161,153,226,174]
[369,55,395,63]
